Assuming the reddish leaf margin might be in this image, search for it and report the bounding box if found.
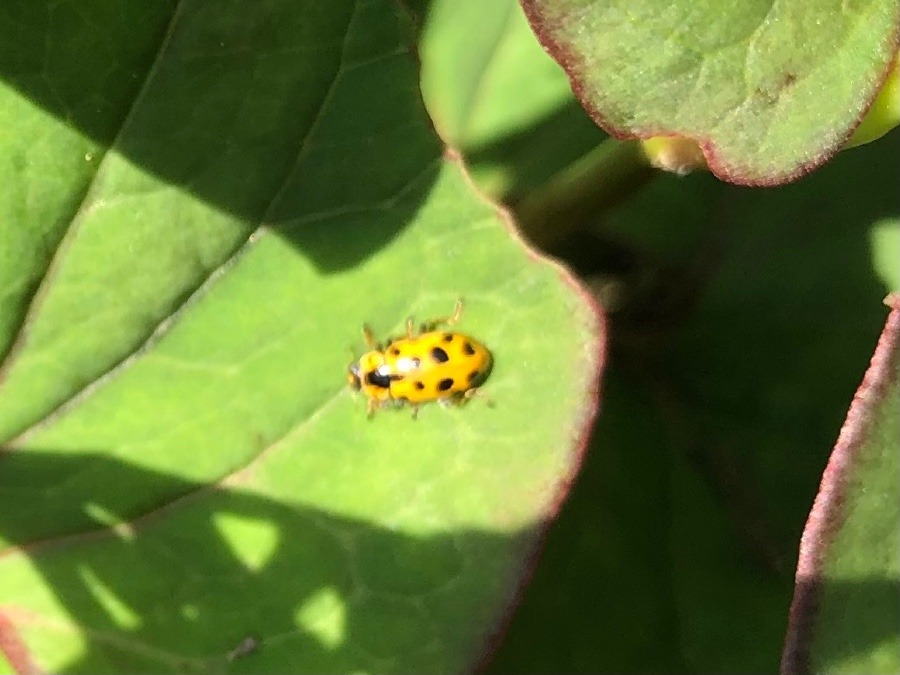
[519,0,900,186]
[780,294,900,674]
[0,610,41,675]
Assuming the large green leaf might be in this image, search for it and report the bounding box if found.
[521,0,900,184]
[782,299,900,675]
[0,1,603,672]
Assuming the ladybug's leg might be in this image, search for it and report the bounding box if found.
[421,298,465,332]
[410,403,420,420]
[366,398,379,419]
[438,391,470,409]
[406,318,416,339]
[362,324,380,350]
[462,387,494,407]
[449,297,464,325]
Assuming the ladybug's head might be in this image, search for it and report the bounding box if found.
[347,362,362,390]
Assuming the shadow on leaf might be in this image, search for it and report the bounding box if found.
[0,449,537,673]
[0,0,440,273]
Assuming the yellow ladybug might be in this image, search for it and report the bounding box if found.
[347,299,493,418]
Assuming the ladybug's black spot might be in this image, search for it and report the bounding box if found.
[390,374,404,381]
[410,356,421,368]
[463,341,476,356]
[468,369,481,383]
[430,346,450,363]
[390,347,401,356]
[442,333,454,343]
[437,377,454,392]
[365,371,392,389]
[414,381,425,390]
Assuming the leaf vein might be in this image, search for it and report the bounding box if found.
[2,0,362,442]
[0,0,190,394]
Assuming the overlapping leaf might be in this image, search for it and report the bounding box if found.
[522,0,900,184]
[782,299,900,675]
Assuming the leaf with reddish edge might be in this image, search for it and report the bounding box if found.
[0,613,40,675]
[0,0,605,671]
[782,295,900,675]
[521,0,900,185]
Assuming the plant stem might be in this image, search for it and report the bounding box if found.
[514,138,654,251]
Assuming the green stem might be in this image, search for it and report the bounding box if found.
[514,138,654,251]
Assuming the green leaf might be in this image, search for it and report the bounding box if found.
[521,0,900,184]
[782,299,900,675]
[417,0,606,199]
[0,1,603,672]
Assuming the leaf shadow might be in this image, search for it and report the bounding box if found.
[0,0,441,274]
[0,449,535,673]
